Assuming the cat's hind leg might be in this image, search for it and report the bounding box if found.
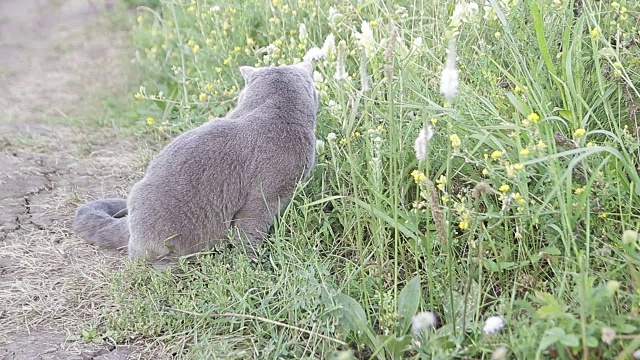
[127,233,172,262]
[231,194,289,260]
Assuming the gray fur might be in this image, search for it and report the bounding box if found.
[73,62,318,262]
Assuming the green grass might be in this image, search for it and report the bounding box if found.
[103,0,640,358]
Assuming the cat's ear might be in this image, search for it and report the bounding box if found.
[293,61,313,76]
[239,66,258,84]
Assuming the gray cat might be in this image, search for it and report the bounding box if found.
[73,62,318,262]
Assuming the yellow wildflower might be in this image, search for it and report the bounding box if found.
[146,117,154,126]
[482,168,489,176]
[192,45,200,53]
[527,112,540,122]
[134,92,142,100]
[590,28,599,38]
[436,175,447,191]
[431,118,438,125]
[513,192,525,204]
[187,6,195,12]
[206,83,213,91]
[499,184,510,192]
[450,134,462,149]
[459,220,470,230]
[574,186,585,195]
[215,67,222,73]
[535,140,547,151]
[411,170,426,184]
[520,149,530,156]
[573,128,586,137]
[247,38,255,45]
[514,163,524,171]
[199,93,207,102]
[491,150,503,159]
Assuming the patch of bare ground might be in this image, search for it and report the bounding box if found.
[0,0,167,358]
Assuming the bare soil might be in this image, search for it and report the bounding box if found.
[0,0,162,358]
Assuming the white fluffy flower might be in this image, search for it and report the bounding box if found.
[299,23,308,41]
[414,126,434,161]
[451,1,480,26]
[483,316,505,335]
[210,5,220,12]
[264,44,279,53]
[312,70,324,83]
[327,132,337,141]
[411,311,437,333]
[601,327,616,345]
[412,36,423,51]
[303,47,327,63]
[334,40,348,81]
[491,346,508,360]
[440,39,459,102]
[634,349,640,359]
[315,139,325,153]
[353,20,376,58]
[328,6,343,27]
[322,33,336,58]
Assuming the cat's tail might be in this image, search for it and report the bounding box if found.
[73,199,130,249]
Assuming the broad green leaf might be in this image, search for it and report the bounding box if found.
[539,327,565,350]
[335,293,367,330]
[483,259,499,272]
[378,335,412,359]
[560,334,580,348]
[397,275,421,334]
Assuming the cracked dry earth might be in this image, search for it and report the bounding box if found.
[0,0,160,359]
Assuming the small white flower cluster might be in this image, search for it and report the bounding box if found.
[483,0,519,21]
[450,1,479,28]
[302,33,336,63]
[353,20,376,58]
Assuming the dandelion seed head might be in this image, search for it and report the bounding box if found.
[601,327,616,345]
[411,311,437,333]
[491,346,508,360]
[483,316,505,335]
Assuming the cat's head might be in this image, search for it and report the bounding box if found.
[235,62,318,114]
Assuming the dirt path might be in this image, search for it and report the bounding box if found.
[0,0,157,358]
